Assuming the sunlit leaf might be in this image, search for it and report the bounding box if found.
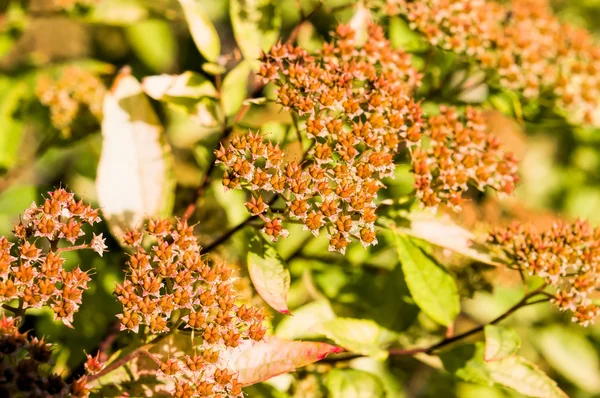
[484,325,520,362]
[221,60,251,117]
[487,356,568,398]
[142,72,217,100]
[313,318,397,360]
[248,233,291,315]
[87,0,148,25]
[275,299,336,340]
[230,0,281,61]
[535,326,600,392]
[178,0,221,62]
[394,234,460,327]
[223,337,343,386]
[326,369,385,398]
[441,343,568,398]
[96,68,175,242]
[396,212,503,266]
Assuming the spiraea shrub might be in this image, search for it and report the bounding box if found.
[1,0,600,397]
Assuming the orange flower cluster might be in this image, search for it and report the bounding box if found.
[36,66,105,137]
[489,219,600,326]
[388,0,600,126]
[219,24,423,253]
[0,315,89,397]
[0,189,104,327]
[115,219,266,397]
[413,106,518,210]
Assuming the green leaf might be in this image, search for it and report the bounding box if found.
[142,71,217,100]
[96,68,175,242]
[230,0,281,61]
[441,343,568,398]
[535,326,600,392]
[0,78,27,169]
[126,19,177,73]
[221,61,251,117]
[486,356,568,398]
[0,185,37,236]
[275,299,336,340]
[393,213,503,266]
[326,369,385,398]
[313,318,397,360]
[394,234,460,327]
[178,0,221,62]
[440,343,494,386]
[248,233,291,314]
[484,325,521,362]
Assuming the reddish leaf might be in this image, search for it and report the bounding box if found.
[224,337,343,386]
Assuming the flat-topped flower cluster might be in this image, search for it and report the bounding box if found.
[0,189,105,327]
[489,219,600,326]
[115,219,267,397]
[388,0,600,126]
[218,23,518,252]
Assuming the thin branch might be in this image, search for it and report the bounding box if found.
[422,285,548,354]
[55,244,92,254]
[321,285,550,363]
[85,333,168,384]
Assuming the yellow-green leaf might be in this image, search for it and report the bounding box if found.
[326,369,385,398]
[484,325,521,362]
[178,0,220,62]
[221,60,251,117]
[535,326,600,392]
[247,233,291,314]
[394,234,460,327]
[230,0,281,61]
[487,356,568,398]
[126,19,177,73]
[313,318,397,360]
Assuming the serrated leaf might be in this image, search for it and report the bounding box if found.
[223,337,343,386]
[484,325,521,362]
[326,369,385,398]
[178,0,220,62]
[487,356,568,398]
[126,19,177,73]
[535,326,600,392]
[397,212,503,266]
[248,234,291,314]
[313,318,397,360]
[96,68,175,242]
[394,234,460,327]
[221,61,251,117]
[230,0,281,61]
[441,343,568,398]
[142,72,217,100]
